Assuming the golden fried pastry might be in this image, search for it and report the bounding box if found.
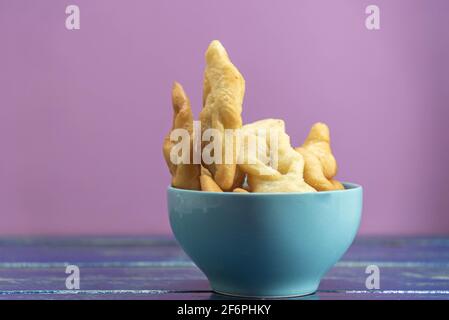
[239,119,298,179]
[164,41,347,194]
[239,119,316,193]
[330,179,344,190]
[163,82,201,190]
[295,122,344,191]
[248,152,317,193]
[200,166,223,192]
[199,40,245,191]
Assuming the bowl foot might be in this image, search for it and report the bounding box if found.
[212,288,317,299]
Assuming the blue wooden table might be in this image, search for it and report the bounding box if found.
[0,237,448,300]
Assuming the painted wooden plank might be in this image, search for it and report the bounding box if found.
[1,237,449,264]
[0,237,190,264]
[0,265,448,295]
[0,237,448,299]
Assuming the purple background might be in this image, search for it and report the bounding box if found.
[1,0,448,236]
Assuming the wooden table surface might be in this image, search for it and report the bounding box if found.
[0,236,448,300]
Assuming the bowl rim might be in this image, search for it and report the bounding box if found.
[168,182,362,196]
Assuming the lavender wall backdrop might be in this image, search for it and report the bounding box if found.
[1,0,448,235]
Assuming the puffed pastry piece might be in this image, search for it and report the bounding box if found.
[248,151,317,193]
[199,40,245,191]
[239,119,316,193]
[295,122,344,191]
[200,166,223,192]
[163,82,201,190]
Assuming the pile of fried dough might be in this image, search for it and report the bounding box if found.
[163,40,344,193]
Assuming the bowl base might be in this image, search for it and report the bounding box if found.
[212,289,317,299]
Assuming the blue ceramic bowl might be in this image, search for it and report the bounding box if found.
[168,182,362,298]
